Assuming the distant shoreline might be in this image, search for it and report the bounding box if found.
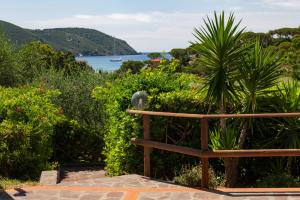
[76,52,169,58]
[76,53,172,71]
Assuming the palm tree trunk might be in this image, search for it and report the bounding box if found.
[224,158,233,186]
[238,121,248,149]
[219,100,234,186]
[226,121,249,187]
[220,100,226,132]
[287,157,293,174]
[219,98,245,187]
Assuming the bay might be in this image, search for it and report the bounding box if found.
[76,53,172,71]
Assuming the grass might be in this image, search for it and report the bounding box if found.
[0,177,38,190]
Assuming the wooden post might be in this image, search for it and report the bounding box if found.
[143,115,151,177]
[201,119,209,188]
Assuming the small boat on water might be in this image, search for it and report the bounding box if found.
[110,57,122,62]
[110,36,122,62]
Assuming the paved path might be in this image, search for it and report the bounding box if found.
[2,174,300,199]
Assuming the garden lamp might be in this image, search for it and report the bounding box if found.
[131,91,148,110]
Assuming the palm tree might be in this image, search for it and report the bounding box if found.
[262,81,300,174]
[192,11,246,186]
[192,11,245,117]
[227,39,282,186]
[238,39,281,145]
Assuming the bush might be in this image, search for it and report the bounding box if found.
[34,69,107,164]
[232,82,300,185]
[257,173,300,187]
[169,48,190,66]
[118,60,145,74]
[18,41,93,82]
[93,60,207,177]
[147,52,162,59]
[0,87,64,179]
[0,33,20,87]
[173,164,221,187]
[291,35,300,49]
[54,120,104,164]
[0,177,37,190]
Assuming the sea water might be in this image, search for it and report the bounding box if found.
[76,53,172,71]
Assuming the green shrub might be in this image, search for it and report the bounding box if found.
[18,41,93,82]
[54,120,104,164]
[173,164,221,187]
[234,82,300,184]
[257,173,300,187]
[169,48,190,66]
[92,60,207,176]
[0,177,38,190]
[210,126,240,150]
[0,33,21,87]
[34,69,107,164]
[118,60,145,74]
[291,35,300,49]
[147,52,162,59]
[0,87,64,179]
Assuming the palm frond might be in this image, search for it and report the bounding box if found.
[192,11,246,108]
[239,38,282,113]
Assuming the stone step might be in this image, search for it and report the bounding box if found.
[59,167,106,184]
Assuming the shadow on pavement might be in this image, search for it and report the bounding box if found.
[141,177,300,198]
[0,188,29,200]
[0,191,14,200]
[208,188,300,197]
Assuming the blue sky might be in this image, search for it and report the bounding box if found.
[1,0,300,52]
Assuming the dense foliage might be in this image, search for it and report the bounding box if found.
[0,87,64,179]
[172,26,300,80]
[92,12,300,188]
[0,33,20,87]
[33,69,107,165]
[19,41,93,81]
[0,32,109,178]
[147,52,163,59]
[93,60,206,176]
[174,165,220,187]
[118,60,145,74]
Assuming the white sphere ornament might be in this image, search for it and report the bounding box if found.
[131,91,148,110]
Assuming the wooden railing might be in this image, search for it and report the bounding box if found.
[127,109,300,188]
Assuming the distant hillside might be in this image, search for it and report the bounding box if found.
[242,26,300,47]
[0,20,137,56]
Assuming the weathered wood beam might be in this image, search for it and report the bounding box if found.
[127,109,300,119]
[131,138,300,158]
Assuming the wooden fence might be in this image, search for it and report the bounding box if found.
[127,109,300,188]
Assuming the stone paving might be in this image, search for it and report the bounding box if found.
[60,167,106,184]
[2,174,300,199]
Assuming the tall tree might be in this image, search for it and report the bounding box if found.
[227,39,282,186]
[192,11,245,117]
[0,33,20,86]
[192,11,246,186]
[147,52,162,59]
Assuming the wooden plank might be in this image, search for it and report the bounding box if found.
[201,119,209,188]
[203,113,300,119]
[131,138,203,157]
[143,115,151,177]
[131,138,300,158]
[128,109,205,118]
[210,149,300,158]
[127,109,300,119]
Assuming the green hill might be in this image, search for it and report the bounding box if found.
[0,20,137,56]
